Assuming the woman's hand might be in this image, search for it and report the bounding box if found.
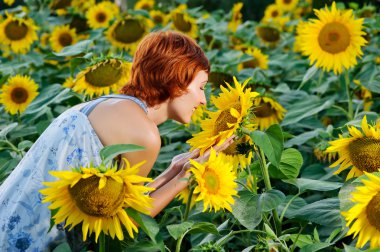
[182,135,236,171]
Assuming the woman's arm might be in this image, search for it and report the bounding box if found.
[147,135,236,216]
[148,170,191,217]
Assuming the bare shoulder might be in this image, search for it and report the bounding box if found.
[90,99,161,150]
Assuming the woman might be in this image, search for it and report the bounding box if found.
[0,31,234,251]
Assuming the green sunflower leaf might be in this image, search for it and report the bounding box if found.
[232,190,262,230]
[100,144,145,166]
[250,124,283,167]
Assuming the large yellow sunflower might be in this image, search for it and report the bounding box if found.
[50,25,78,53]
[189,148,237,212]
[40,160,154,242]
[106,16,153,53]
[326,116,380,179]
[187,77,259,155]
[86,4,114,29]
[237,47,269,71]
[342,172,380,249]
[73,59,131,98]
[298,2,367,75]
[0,75,39,115]
[170,4,198,39]
[134,0,155,11]
[251,96,286,130]
[0,13,38,54]
[228,2,243,32]
[275,0,299,12]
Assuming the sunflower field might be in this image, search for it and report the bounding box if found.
[1,0,380,251]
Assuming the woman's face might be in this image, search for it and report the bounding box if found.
[168,70,208,124]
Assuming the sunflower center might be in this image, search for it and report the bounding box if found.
[254,102,274,117]
[69,176,125,217]
[223,138,252,156]
[348,137,380,172]
[214,103,241,134]
[257,26,280,43]
[203,170,220,194]
[51,0,72,9]
[173,13,192,32]
[153,15,163,24]
[58,32,73,47]
[114,19,145,43]
[366,192,380,231]
[318,22,350,54]
[11,87,29,104]
[85,60,123,87]
[243,58,260,69]
[96,12,107,23]
[271,11,279,17]
[5,21,28,41]
[283,0,291,4]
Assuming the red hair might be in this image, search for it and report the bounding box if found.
[120,31,210,107]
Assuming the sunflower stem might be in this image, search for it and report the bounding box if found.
[258,148,282,236]
[345,70,353,120]
[99,232,105,252]
[183,186,195,221]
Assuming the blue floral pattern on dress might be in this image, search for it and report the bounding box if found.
[0,109,104,251]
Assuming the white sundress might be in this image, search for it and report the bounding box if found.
[0,95,148,252]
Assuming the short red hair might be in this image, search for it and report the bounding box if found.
[120,31,210,107]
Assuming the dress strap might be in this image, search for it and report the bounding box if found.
[80,94,148,116]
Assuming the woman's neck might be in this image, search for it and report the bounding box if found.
[146,101,170,125]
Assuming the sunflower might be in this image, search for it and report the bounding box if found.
[40,160,154,242]
[86,4,114,29]
[0,75,39,115]
[134,0,155,11]
[62,76,75,89]
[299,2,367,75]
[237,47,269,71]
[326,116,380,179]
[228,2,243,32]
[190,105,207,125]
[219,135,254,172]
[251,96,286,130]
[50,25,78,52]
[106,16,153,53]
[0,13,39,54]
[293,20,308,53]
[262,4,283,23]
[256,24,281,46]
[275,0,299,12]
[353,79,372,111]
[314,143,338,163]
[170,4,198,39]
[187,77,259,155]
[4,0,15,6]
[189,148,237,212]
[149,10,169,26]
[73,59,131,98]
[99,1,120,15]
[342,172,380,249]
